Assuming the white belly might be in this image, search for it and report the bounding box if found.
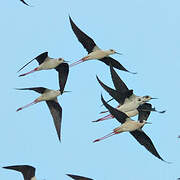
[38,59,61,70]
[114,120,142,133]
[37,90,61,101]
[118,101,140,112]
[87,50,109,59]
[125,109,138,117]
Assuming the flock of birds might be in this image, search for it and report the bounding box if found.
[2,0,173,180]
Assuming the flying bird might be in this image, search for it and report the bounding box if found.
[67,174,93,180]
[18,52,68,78]
[93,95,167,162]
[69,16,135,74]
[93,64,165,122]
[16,64,69,141]
[20,0,30,6]
[3,165,36,180]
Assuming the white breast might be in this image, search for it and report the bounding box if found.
[31,177,37,180]
[37,90,61,102]
[38,58,61,70]
[87,50,109,59]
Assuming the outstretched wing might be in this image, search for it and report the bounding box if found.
[110,64,129,92]
[3,165,35,180]
[101,94,128,124]
[55,63,69,93]
[69,16,99,53]
[130,130,165,161]
[46,100,62,141]
[15,87,47,94]
[99,57,132,73]
[97,76,133,105]
[17,52,48,72]
[67,174,93,180]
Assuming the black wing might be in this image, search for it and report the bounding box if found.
[97,76,133,105]
[137,103,152,123]
[55,63,69,93]
[110,64,129,92]
[15,87,47,94]
[99,57,133,73]
[3,165,35,180]
[20,0,30,6]
[69,16,97,53]
[17,52,48,73]
[46,100,62,141]
[67,174,93,180]
[130,130,165,161]
[101,95,128,124]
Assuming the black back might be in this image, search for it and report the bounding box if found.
[35,52,48,65]
[69,16,96,53]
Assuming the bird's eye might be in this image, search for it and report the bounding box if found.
[144,96,149,98]
[110,49,114,52]
[138,98,141,101]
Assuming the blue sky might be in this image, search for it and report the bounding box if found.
[0,0,180,179]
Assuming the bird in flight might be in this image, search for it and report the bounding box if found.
[18,52,68,77]
[69,16,136,74]
[93,95,168,162]
[93,64,165,122]
[16,63,69,141]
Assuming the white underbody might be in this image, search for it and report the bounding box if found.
[36,89,61,102]
[85,50,111,60]
[114,119,144,133]
[38,58,63,70]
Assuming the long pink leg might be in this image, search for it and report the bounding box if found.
[69,57,89,67]
[93,132,116,143]
[19,67,38,77]
[92,114,114,122]
[16,100,38,112]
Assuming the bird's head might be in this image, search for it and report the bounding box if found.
[57,58,64,63]
[108,49,122,55]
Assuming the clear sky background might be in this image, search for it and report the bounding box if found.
[0,0,180,179]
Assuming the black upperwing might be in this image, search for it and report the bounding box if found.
[15,87,47,94]
[130,130,166,162]
[69,16,97,53]
[101,94,128,124]
[110,64,129,92]
[3,165,35,180]
[67,174,94,180]
[55,63,69,93]
[46,100,62,142]
[97,75,133,105]
[17,52,48,72]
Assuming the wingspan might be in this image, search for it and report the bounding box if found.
[130,130,165,161]
[69,16,98,53]
[46,100,62,141]
[55,63,69,93]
